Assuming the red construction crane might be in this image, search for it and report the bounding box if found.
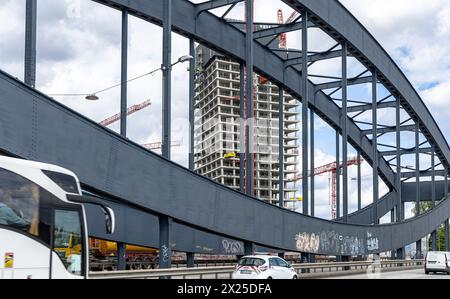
[294,157,364,219]
[277,9,301,50]
[285,10,300,24]
[99,99,152,127]
[277,9,287,49]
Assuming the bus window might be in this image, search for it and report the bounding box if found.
[0,169,39,235]
[53,210,83,276]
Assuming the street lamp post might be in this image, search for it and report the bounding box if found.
[48,55,193,102]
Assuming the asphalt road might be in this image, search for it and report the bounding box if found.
[329,268,450,279]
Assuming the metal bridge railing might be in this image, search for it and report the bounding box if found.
[89,259,424,279]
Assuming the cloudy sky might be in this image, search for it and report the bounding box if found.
[0,0,449,221]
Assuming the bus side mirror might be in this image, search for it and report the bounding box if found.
[67,194,116,235]
[102,206,115,234]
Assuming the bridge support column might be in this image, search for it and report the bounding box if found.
[335,132,340,219]
[310,109,315,215]
[395,97,402,223]
[300,253,310,273]
[431,231,438,251]
[302,10,309,215]
[161,0,172,159]
[244,241,254,256]
[415,122,422,259]
[186,252,195,268]
[239,63,245,193]
[25,0,37,88]
[396,248,405,260]
[445,220,449,252]
[357,152,362,210]
[431,149,437,251]
[341,256,350,270]
[245,0,254,196]
[279,87,284,208]
[390,209,396,259]
[158,216,173,270]
[188,38,195,171]
[416,240,422,259]
[372,70,379,224]
[120,10,128,137]
[117,242,127,270]
[342,42,348,223]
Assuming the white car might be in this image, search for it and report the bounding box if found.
[425,251,450,275]
[232,255,298,279]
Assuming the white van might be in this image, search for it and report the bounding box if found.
[424,251,450,275]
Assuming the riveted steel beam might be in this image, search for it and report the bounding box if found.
[361,124,416,135]
[24,0,37,88]
[314,75,372,91]
[284,49,344,67]
[254,22,303,39]
[401,170,446,178]
[380,147,432,157]
[347,101,396,113]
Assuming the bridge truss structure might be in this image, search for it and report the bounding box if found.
[0,0,449,268]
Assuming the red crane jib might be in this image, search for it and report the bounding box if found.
[99,99,152,127]
[294,157,363,181]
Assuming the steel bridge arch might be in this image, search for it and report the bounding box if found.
[92,0,450,235]
[92,0,450,223]
[0,0,449,256]
[93,0,400,222]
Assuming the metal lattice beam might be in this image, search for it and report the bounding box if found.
[196,0,243,13]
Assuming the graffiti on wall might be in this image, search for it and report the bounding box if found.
[295,231,365,255]
[366,232,379,251]
[295,232,320,253]
[222,239,244,254]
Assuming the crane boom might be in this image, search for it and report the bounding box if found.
[143,140,182,150]
[294,156,364,219]
[294,156,362,181]
[99,99,152,127]
[285,10,300,24]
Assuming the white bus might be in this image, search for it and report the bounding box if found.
[0,156,115,279]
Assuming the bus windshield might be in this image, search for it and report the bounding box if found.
[0,168,40,236]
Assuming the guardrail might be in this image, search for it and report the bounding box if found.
[89,259,424,279]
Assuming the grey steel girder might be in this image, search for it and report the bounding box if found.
[402,181,450,203]
[380,147,432,157]
[1,64,448,256]
[361,124,416,135]
[314,75,372,91]
[283,49,345,67]
[341,192,397,224]
[347,101,397,113]
[195,0,243,14]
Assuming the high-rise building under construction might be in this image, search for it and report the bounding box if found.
[194,45,300,207]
